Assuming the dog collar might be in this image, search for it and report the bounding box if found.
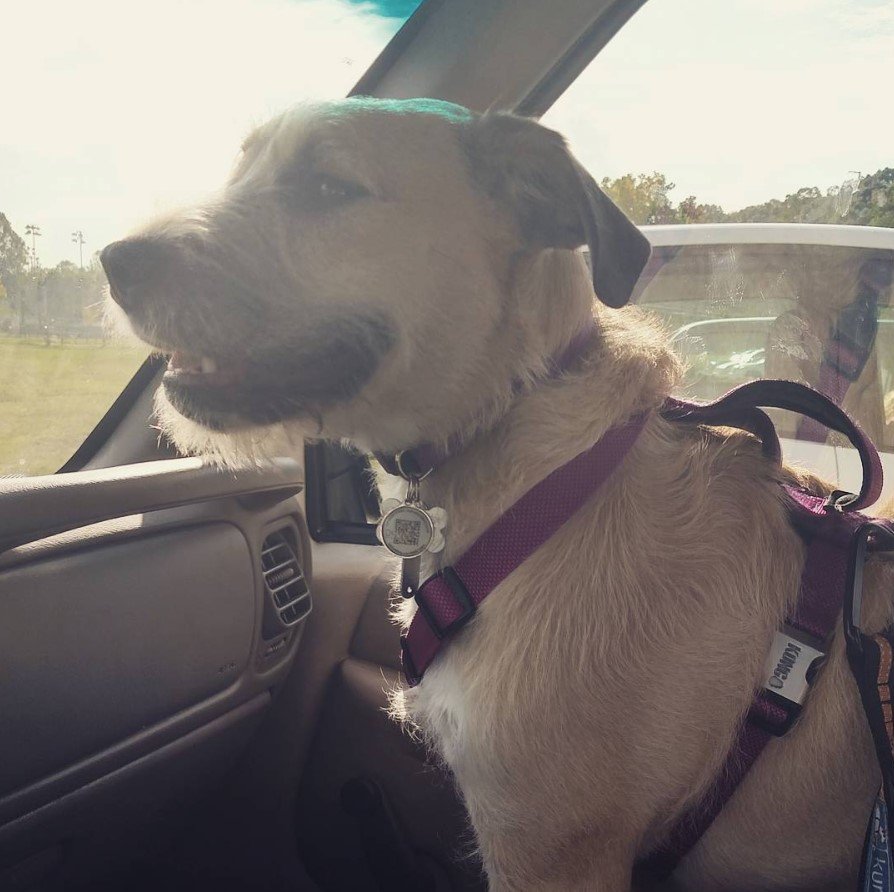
[376,323,599,479]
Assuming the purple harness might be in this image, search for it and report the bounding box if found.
[390,377,894,877]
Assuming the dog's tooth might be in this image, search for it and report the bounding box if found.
[201,357,218,374]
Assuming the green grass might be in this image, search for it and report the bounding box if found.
[0,336,148,476]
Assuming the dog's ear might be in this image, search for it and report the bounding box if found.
[463,112,650,309]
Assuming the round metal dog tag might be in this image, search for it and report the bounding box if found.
[377,503,435,558]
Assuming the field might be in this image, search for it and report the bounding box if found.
[0,336,148,476]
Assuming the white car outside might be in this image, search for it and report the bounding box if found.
[632,223,894,505]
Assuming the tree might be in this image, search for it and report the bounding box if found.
[600,172,679,225]
[598,165,894,229]
[678,195,725,224]
[848,168,894,228]
[0,212,28,297]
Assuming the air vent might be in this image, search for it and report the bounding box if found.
[261,530,311,627]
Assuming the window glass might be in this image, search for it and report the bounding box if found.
[631,239,894,443]
[1,0,419,476]
[545,0,894,229]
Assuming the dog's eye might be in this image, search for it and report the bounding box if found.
[298,173,369,210]
[317,174,367,202]
[279,170,370,213]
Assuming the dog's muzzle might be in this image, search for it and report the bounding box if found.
[101,236,397,430]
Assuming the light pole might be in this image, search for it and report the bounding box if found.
[24,224,41,269]
[71,230,86,269]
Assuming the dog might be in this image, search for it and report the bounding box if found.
[101,97,894,891]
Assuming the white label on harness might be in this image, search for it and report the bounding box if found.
[761,630,824,705]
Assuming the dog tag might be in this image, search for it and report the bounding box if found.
[377,502,435,558]
[376,494,448,560]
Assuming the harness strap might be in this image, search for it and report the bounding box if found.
[401,413,648,685]
[640,380,883,878]
[639,491,869,879]
[662,379,882,510]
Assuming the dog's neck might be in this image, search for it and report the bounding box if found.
[376,321,599,477]
[406,307,681,570]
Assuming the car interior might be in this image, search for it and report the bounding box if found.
[2,1,893,890]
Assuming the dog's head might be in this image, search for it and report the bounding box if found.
[102,98,649,460]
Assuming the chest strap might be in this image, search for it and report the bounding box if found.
[639,380,883,878]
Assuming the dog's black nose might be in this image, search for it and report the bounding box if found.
[100,239,168,310]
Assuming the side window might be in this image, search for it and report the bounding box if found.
[0,218,148,476]
[543,0,894,492]
[2,1,417,477]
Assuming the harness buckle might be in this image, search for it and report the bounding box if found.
[824,489,859,513]
[752,625,827,736]
[415,566,476,640]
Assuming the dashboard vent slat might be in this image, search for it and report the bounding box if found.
[261,530,311,627]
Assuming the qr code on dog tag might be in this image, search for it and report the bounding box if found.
[394,519,421,547]
[378,504,435,558]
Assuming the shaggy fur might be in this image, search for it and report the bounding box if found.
[103,98,894,890]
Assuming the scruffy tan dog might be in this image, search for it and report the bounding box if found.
[102,98,892,891]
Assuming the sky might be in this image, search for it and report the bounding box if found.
[546,0,894,213]
[1,0,407,267]
[2,0,893,267]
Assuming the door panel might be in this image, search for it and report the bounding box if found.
[0,524,255,795]
[0,457,310,890]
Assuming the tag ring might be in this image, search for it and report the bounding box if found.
[394,451,433,482]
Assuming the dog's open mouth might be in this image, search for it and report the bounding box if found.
[153,309,397,431]
[166,351,246,389]
[161,348,265,430]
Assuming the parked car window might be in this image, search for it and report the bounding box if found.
[546,0,894,497]
[630,234,894,442]
[0,0,419,476]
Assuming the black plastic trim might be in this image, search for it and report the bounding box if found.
[57,353,167,474]
[304,442,379,546]
[515,0,649,117]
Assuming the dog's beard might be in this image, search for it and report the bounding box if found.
[153,387,304,468]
